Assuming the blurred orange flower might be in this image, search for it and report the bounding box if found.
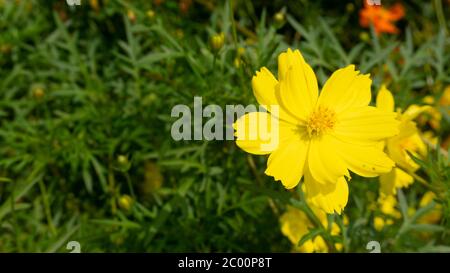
[359,2,405,35]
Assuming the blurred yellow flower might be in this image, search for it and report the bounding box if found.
[127,10,136,23]
[415,86,450,130]
[374,194,400,231]
[378,194,401,219]
[376,86,428,196]
[418,191,442,224]
[210,33,225,52]
[147,9,156,19]
[234,49,399,214]
[440,85,450,107]
[32,86,45,99]
[280,205,343,253]
[118,195,133,211]
[139,161,163,196]
[374,216,385,231]
[89,0,99,12]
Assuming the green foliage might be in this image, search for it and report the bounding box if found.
[0,0,449,252]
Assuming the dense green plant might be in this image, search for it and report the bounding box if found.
[0,0,448,252]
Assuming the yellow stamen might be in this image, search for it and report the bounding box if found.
[306,107,337,137]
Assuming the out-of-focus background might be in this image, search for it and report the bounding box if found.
[0,0,449,252]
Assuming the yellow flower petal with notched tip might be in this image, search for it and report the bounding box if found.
[252,68,299,124]
[304,173,349,214]
[317,65,372,114]
[277,49,318,121]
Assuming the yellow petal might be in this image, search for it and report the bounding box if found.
[252,67,278,107]
[277,49,318,120]
[299,240,316,253]
[280,206,310,244]
[379,168,413,196]
[386,122,425,171]
[376,85,395,112]
[419,191,437,207]
[402,105,433,121]
[234,112,287,155]
[307,135,350,184]
[252,67,299,124]
[334,139,395,177]
[317,65,371,113]
[334,106,399,144]
[265,138,309,189]
[304,173,349,214]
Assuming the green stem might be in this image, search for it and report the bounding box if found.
[38,179,56,235]
[229,0,238,53]
[406,170,437,191]
[434,0,447,33]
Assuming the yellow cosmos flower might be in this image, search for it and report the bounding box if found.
[234,49,399,214]
[376,86,428,196]
[280,206,342,253]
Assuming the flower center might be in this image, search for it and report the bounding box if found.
[306,107,337,138]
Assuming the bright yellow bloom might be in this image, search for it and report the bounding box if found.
[418,191,442,224]
[234,49,399,214]
[280,206,342,253]
[376,86,428,196]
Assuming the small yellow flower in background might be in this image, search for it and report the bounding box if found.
[273,11,286,28]
[234,48,399,214]
[233,58,242,68]
[378,194,401,219]
[32,86,45,99]
[439,85,450,108]
[415,86,450,131]
[274,12,285,24]
[374,194,400,231]
[280,206,343,253]
[376,86,428,196]
[374,216,385,231]
[418,191,442,224]
[146,9,156,19]
[118,195,133,211]
[139,161,163,197]
[127,10,136,23]
[117,155,129,166]
[89,0,100,12]
[210,33,225,52]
